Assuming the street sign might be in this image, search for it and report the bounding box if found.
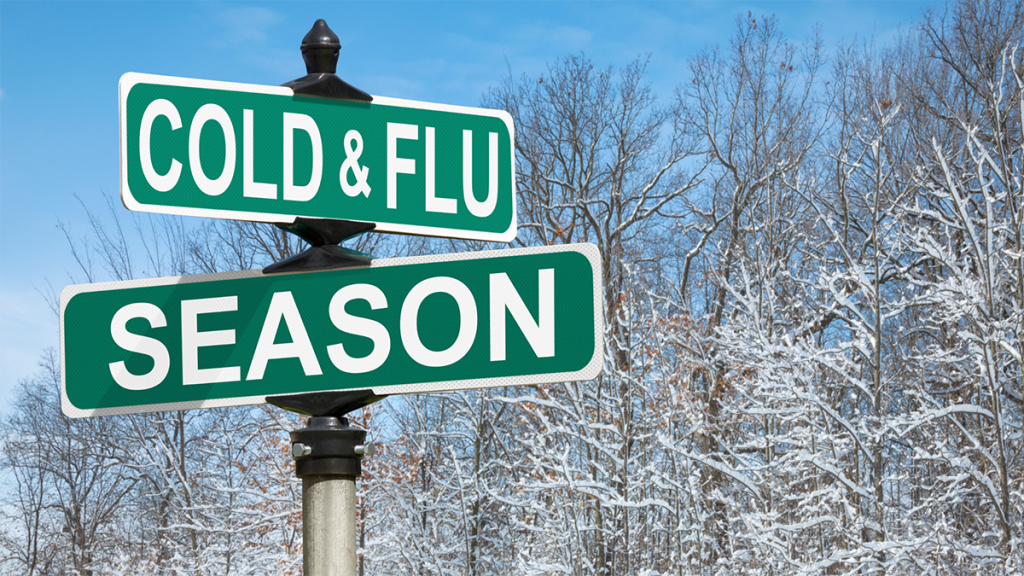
[60,244,603,417]
[119,73,517,242]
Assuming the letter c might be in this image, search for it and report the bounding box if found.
[139,99,183,192]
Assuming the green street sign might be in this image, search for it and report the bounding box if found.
[119,73,517,242]
[60,244,603,417]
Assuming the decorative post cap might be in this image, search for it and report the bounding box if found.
[300,19,341,75]
[301,19,341,51]
[282,20,372,105]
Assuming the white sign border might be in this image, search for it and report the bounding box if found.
[60,243,604,418]
[119,72,517,243]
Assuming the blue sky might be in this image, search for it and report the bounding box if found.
[0,1,934,406]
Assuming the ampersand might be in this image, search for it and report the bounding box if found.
[339,130,371,198]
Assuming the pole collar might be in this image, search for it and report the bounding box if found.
[290,416,368,478]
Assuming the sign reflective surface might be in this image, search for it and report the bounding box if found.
[121,73,516,241]
[61,244,602,417]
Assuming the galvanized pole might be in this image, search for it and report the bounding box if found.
[289,415,375,576]
[303,474,358,575]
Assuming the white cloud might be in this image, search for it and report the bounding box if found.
[199,5,298,79]
[551,25,594,48]
[213,6,284,46]
[364,75,427,101]
[516,23,594,51]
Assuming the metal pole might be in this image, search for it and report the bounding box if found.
[288,415,374,576]
[303,475,358,576]
[269,20,380,575]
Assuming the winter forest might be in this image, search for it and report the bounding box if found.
[3,1,1023,574]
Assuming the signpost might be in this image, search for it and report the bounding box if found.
[67,18,602,575]
[60,243,603,418]
[120,73,516,242]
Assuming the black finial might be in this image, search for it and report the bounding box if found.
[282,19,372,102]
[300,19,341,74]
[302,19,341,50]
